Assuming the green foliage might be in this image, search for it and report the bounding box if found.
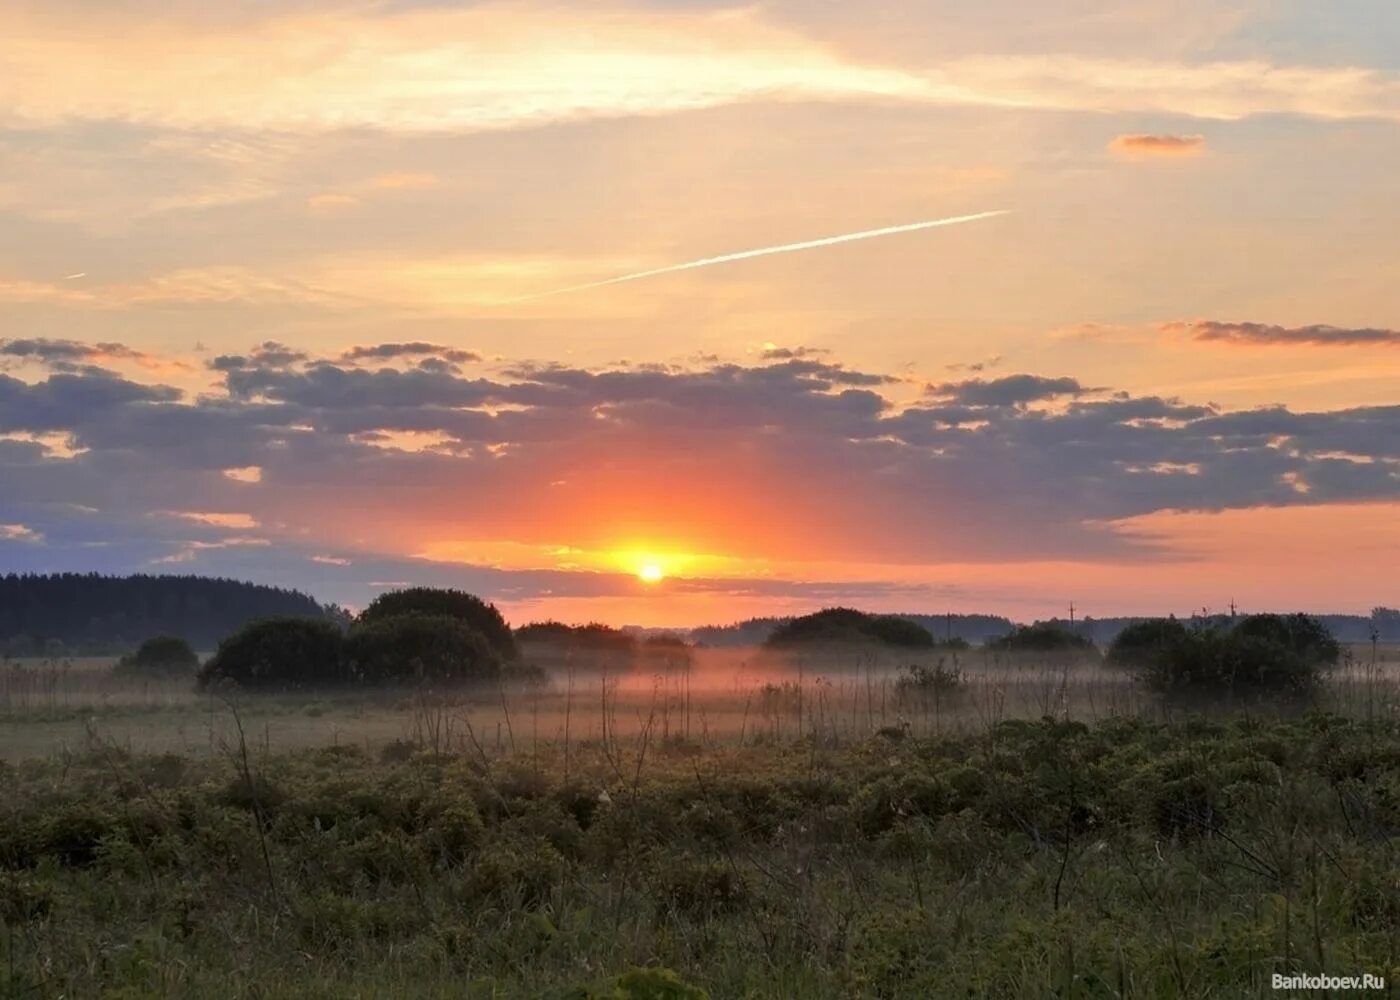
[1105,617,1189,667]
[987,621,1097,653]
[517,621,639,655]
[1111,613,1340,695]
[1233,612,1342,665]
[893,660,965,700]
[4,716,1400,997]
[197,616,347,690]
[564,967,710,1000]
[346,613,502,684]
[359,587,518,660]
[765,607,935,648]
[113,635,199,676]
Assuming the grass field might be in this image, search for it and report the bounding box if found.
[2,645,1398,996]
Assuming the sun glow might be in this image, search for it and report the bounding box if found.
[638,563,665,583]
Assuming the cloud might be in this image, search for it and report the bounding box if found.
[0,523,45,544]
[0,341,1395,593]
[1165,320,1400,348]
[162,511,259,529]
[1109,133,1205,157]
[3,5,1399,135]
[927,374,1089,407]
[0,338,188,374]
[343,343,482,365]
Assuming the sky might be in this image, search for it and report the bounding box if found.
[1,0,1398,626]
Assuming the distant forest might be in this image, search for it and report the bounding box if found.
[689,609,1400,647]
[0,573,338,656]
[690,613,1017,647]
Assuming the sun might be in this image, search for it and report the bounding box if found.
[638,563,665,584]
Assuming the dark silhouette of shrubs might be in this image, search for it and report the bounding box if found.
[765,608,935,649]
[198,617,347,690]
[1105,617,1190,667]
[1108,613,1339,695]
[987,622,1097,654]
[113,635,199,676]
[894,660,965,701]
[516,621,638,655]
[358,588,517,660]
[1232,612,1341,666]
[345,614,501,684]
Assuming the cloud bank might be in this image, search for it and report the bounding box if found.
[1,340,1396,610]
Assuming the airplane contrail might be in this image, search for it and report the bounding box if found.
[503,209,1010,303]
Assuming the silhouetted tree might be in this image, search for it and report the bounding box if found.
[986,622,1096,654]
[114,635,199,676]
[346,614,501,684]
[766,608,936,649]
[198,617,347,690]
[359,588,517,659]
[0,573,332,653]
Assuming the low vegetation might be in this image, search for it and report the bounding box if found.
[113,635,200,677]
[987,621,1097,654]
[1109,613,1341,696]
[5,591,1394,995]
[3,715,1397,997]
[765,608,938,649]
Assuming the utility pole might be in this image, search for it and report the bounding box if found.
[1069,601,1076,626]
[1229,599,1237,621]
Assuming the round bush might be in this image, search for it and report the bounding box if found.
[345,614,501,684]
[358,588,517,660]
[114,635,199,676]
[198,617,347,690]
[1134,619,1336,696]
[766,608,934,648]
[1232,613,1341,666]
[987,622,1097,654]
[1106,618,1190,668]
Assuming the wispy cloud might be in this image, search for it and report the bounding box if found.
[1109,133,1206,157]
[0,523,45,544]
[4,6,1399,134]
[1165,321,1400,348]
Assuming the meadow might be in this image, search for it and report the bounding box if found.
[2,643,1399,997]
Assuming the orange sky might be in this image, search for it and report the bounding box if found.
[1,1,1397,625]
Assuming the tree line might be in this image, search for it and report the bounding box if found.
[0,573,339,656]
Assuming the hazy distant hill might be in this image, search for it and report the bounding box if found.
[691,609,1400,648]
[1048,610,1400,646]
[0,573,338,656]
[690,613,1015,647]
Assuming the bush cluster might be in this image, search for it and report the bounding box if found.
[198,588,513,689]
[765,608,936,649]
[112,634,200,677]
[1108,612,1341,694]
[986,622,1097,654]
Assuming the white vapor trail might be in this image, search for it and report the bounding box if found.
[503,209,1010,303]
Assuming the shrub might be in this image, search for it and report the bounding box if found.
[197,616,347,689]
[517,621,638,656]
[1135,622,1336,695]
[1106,618,1190,668]
[564,967,709,1000]
[345,614,502,685]
[113,635,199,676]
[894,660,965,699]
[987,622,1097,654]
[765,608,934,648]
[1232,613,1341,666]
[358,588,517,660]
